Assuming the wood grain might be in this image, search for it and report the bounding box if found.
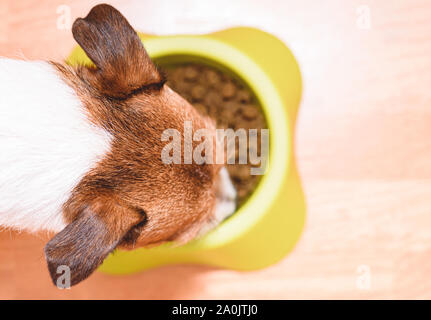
[0,0,430,299]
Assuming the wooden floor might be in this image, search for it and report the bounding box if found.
[1,0,430,299]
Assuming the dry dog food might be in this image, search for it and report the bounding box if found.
[165,63,268,206]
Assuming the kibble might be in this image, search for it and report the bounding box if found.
[204,91,223,111]
[221,82,236,99]
[237,89,251,103]
[242,104,260,120]
[193,103,208,116]
[184,66,199,81]
[164,63,268,206]
[205,69,221,87]
[191,85,206,101]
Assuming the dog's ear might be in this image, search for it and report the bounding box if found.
[72,4,164,98]
[44,198,145,287]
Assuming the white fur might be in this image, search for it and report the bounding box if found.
[0,59,112,232]
[197,167,236,237]
[214,167,237,222]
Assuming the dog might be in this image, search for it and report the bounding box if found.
[0,4,236,286]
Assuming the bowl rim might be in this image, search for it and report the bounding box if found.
[141,35,291,249]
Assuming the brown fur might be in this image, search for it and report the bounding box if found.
[45,4,222,286]
[71,3,165,99]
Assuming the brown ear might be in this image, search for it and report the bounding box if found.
[72,4,164,98]
[44,200,145,287]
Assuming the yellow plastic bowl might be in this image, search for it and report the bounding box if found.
[67,27,305,274]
